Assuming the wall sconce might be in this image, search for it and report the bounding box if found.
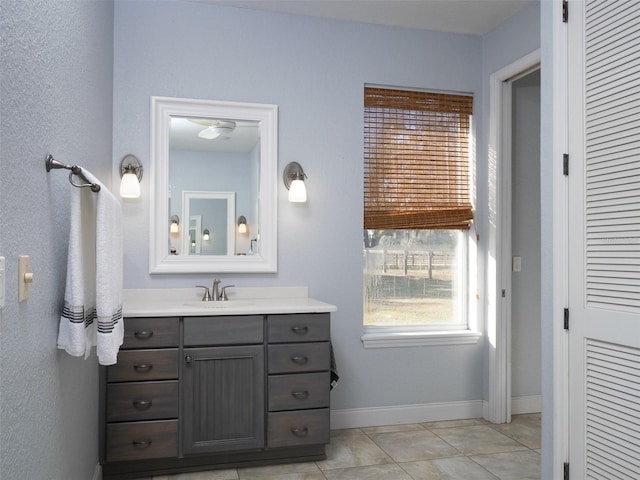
[237,216,247,234]
[119,154,143,198]
[202,229,210,241]
[283,162,307,203]
[170,215,180,233]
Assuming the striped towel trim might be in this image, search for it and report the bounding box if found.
[98,306,123,334]
[63,302,121,333]
[62,302,95,328]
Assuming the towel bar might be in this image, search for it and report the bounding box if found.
[45,154,101,193]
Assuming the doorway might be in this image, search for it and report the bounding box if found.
[510,70,541,415]
[486,49,541,424]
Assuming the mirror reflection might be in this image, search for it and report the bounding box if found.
[174,191,235,256]
[149,97,278,274]
[168,116,259,257]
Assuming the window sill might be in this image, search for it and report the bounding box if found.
[361,329,482,348]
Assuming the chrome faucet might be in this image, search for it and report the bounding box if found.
[212,278,221,301]
[198,278,234,301]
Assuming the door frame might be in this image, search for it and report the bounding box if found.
[550,4,570,477]
[486,49,541,424]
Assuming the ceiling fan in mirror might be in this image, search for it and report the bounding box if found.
[188,118,237,140]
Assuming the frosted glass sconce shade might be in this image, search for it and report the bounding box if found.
[288,179,307,202]
[120,172,140,198]
[283,162,307,203]
[119,154,143,199]
[202,229,210,241]
[237,216,247,233]
[170,215,179,233]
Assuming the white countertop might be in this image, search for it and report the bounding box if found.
[122,287,337,317]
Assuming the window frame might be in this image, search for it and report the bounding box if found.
[361,86,479,348]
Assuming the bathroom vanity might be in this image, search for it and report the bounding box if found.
[100,288,336,479]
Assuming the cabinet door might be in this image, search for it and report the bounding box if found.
[182,345,264,455]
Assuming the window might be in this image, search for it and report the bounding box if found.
[362,86,478,347]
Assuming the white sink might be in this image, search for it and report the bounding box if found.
[183,301,255,308]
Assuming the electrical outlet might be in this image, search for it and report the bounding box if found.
[512,255,522,273]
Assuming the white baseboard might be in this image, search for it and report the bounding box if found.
[330,400,483,430]
[511,395,542,415]
[92,463,102,480]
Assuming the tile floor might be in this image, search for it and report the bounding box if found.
[136,413,541,480]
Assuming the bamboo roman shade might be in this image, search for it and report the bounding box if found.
[364,87,474,230]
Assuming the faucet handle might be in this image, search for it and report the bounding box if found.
[220,285,235,301]
[196,285,212,301]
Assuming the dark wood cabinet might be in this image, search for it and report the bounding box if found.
[182,344,264,454]
[266,314,331,451]
[100,312,331,480]
[102,317,180,467]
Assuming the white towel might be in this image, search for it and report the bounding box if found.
[57,170,124,366]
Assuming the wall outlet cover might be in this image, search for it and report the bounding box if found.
[512,255,522,273]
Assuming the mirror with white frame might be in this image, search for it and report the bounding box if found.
[150,96,278,273]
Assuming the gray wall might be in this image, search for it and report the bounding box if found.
[0,1,114,478]
[511,70,541,399]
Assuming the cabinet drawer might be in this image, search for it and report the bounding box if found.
[107,381,178,422]
[183,316,263,346]
[268,314,330,343]
[106,420,177,462]
[267,409,330,448]
[122,317,179,349]
[108,349,179,382]
[268,342,330,374]
[268,372,330,411]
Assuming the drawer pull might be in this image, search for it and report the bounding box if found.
[291,326,309,335]
[291,390,309,400]
[132,399,153,410]
[185,355,193,364]
[133,364,153,373]
[132,439,153,449]
[134,331,154,340]
[290,355,308,365]
[290,426,309,437]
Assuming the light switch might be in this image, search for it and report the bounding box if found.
[18,255,34,302]
[0,257,5,308]
[512,255,522,273]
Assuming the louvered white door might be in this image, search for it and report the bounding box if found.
[568,0,640,478]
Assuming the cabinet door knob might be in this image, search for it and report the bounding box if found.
[290,426,309,437]
[290,355,308,365]
[133,364,153,373]
[133,399,153,410]
[185,355,193,364]
[134,331,154,340]
[291,326,309,335]
[132,439,152,449]
[291,390,309,400]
